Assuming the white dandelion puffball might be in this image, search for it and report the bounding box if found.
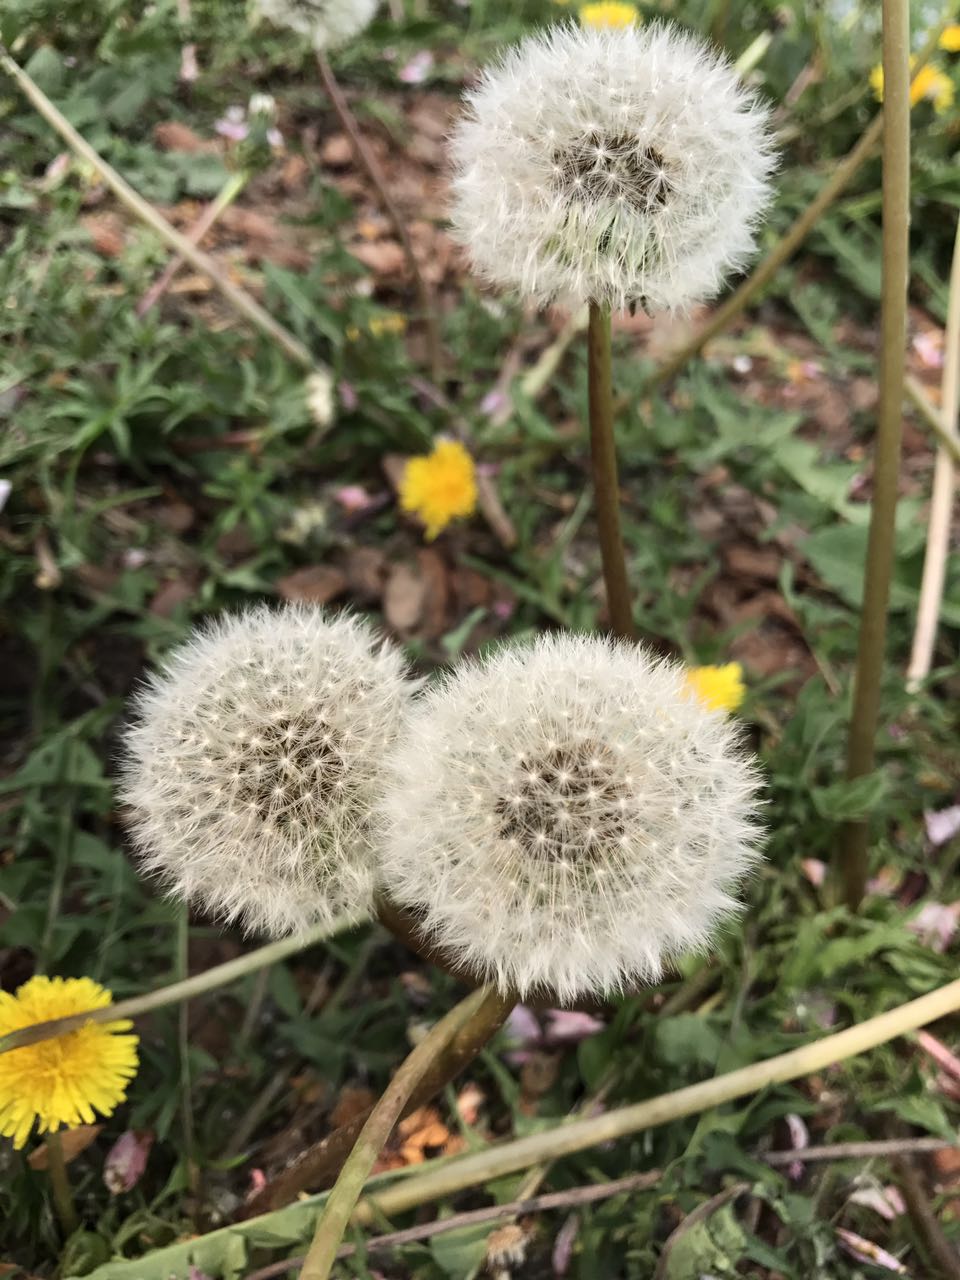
[122,606,412,937]
[378,634,762,1001]
[255,0,378,50]
[449,22,776,314]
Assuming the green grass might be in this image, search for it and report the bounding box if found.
[2,0,960,1275]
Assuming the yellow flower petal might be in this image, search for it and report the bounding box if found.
[684,663,746,714]
[399,440,478,541]
[578,1,640,28]
[0,976,139,1150]
[939,24,960,52]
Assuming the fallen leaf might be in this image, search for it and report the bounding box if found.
[344,547,387,603]
[351,240,407,277]
[28,1125,102,1168]
[80,213,125,258]
[722,543,783,583]
[275,565,347,605]
[384,562,426,632]
[520,1051,560,1105]
[149,577,195,617]
[320,134,353,167]
[329,1085,376,1128]
[153,121,217,153]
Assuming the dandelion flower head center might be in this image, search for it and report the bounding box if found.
[553,132,671,214]
[496,738,631,869]
[225,712,346,834]
[156,645,361,845]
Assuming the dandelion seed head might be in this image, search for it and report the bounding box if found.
[378,633,763,1001]
[254,0,378,49]
[122,605,412,937]
[449,22,776,313]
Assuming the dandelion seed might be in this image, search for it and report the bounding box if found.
[399,439,478,540]
[449,22,776,313]
[254,0,379,50]
[684,662,745,714]
[122,606,413,937]
[0,977,139,1151]
[378,634,762,1001]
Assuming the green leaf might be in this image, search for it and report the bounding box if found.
[811,770,889,821]
[429,1221,491,1277]
[654,1015,723,1070]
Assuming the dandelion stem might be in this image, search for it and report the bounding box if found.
[906,214,960,690]
[298,986,509,1279]
[0,43,318,371]
[137,169,248,316]
[351,972,960,1225]
[242,958,514,1214]
[45,1131,79,1237]
[587,302,635,640]
[0,920,344,1055]
[838,0,911,910]
[316,51,444,383]
[73,975,960,1278]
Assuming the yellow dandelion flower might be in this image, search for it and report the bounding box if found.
[369,312,407,339]
[684,663,746,714]
[578,1,640,28]
[347,312,408,343]
[939,25,960,52]
[399,439,478,540]
[0,976,139,1150]
[870,57,955,112]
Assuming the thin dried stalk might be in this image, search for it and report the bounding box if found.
[906,214,960,689]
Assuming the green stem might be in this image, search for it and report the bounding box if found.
[587,301,635,640]
[0,43,317,371]
[45,1131,79,1237]
[244,969,514,1215]
[651,11,955,389]
[838,0,911,910]
[651,110,885,387]
[906,214,960,689]
[905,376,960,467]
[299,986,509,1279]
[72,974,960,1280]
[356,972,960,1226]
[137,168,248,316]
[315,51,443,383]
[176,906,199,1197]
[0,919,344,1055]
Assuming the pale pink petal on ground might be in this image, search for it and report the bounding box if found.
[553,1213,580,1275]
[926,805,960,847]
[836,1228,907,1272]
